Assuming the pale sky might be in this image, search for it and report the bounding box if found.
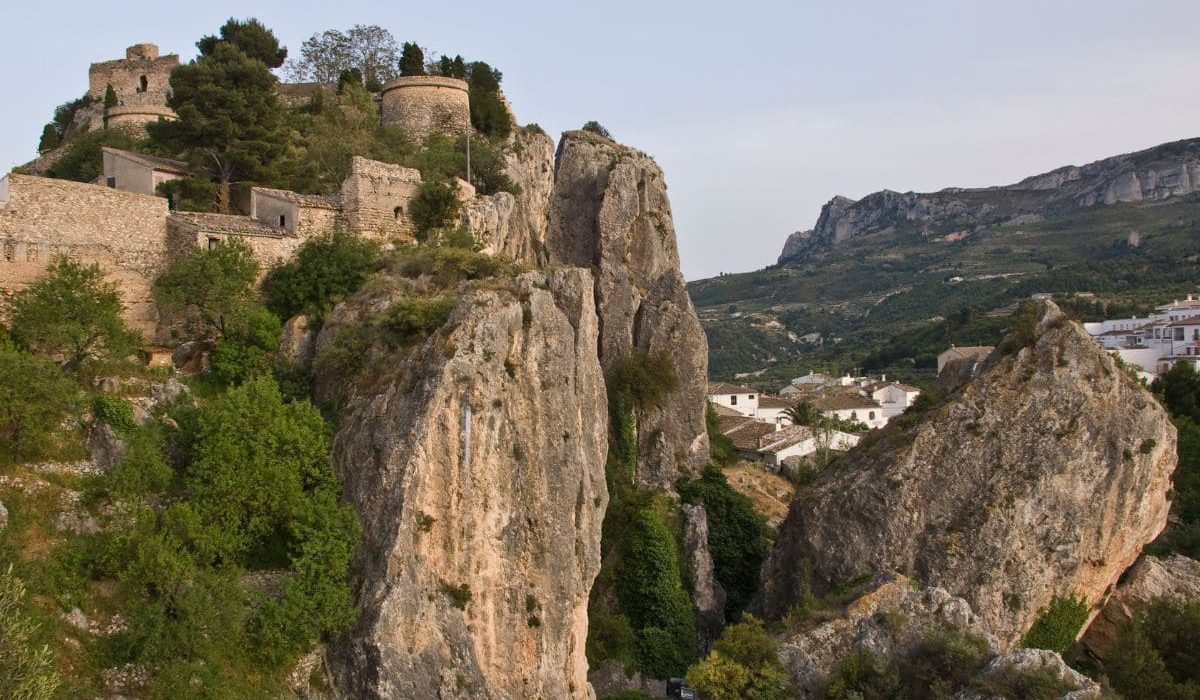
[2,1,1198,280]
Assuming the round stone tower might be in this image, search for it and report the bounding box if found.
[380,76,470,144]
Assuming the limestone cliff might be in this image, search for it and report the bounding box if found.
[778,137,1200,263]
[546,130,709,487]
[756,302,1176,647]
[1080,554,1200,660]
[323,269,608,699]
[462,127,556,266]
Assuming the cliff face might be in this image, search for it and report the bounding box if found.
[1080,554,1200,659]
[463,128,556,266]
[546,130,709,487]
[778,137,1200,263]
[325,269,608,699]
[756,302,1176,647]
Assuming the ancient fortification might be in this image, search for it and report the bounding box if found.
[2,43,482,337]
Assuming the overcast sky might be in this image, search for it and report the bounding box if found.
[2,1,1198,280]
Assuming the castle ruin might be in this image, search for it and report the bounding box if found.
[88,44,180,138]
[380,76,471,144]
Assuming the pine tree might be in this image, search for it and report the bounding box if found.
[399,42,425,77]
[104,84,118,109]
[37,124,59,153]
[198,18,287,68]
[467,61,512,138]
[149,23,289,212]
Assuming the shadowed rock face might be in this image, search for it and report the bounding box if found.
[546,130,709,488]
[325,269,608,700]
[1080,554,1200,660]
[756,302,1176,648]
[463,127,556,266]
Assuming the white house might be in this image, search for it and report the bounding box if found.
[756,395,798,429]
[867,380,921,418]
[812,393,888,430]
[707,382,760,417]
[1083,295,1200,377]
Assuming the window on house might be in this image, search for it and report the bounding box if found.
[207,237,219,251]
[869,411,876,420]
[748,395,755,400]
[850,411,857,421]
[730,396,738,406]
[278,214,287,227]
[106,177,116,188]
[138,75,148,93]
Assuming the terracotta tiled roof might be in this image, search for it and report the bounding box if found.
[757,395,799,410]
[725,421,777,451]
[709,403,744,417]
[708,382,757,395]
[813,394,880,411]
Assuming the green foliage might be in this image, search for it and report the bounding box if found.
[399,42,425,76]
[103,84,118,109]
[613,497,697,678]
[407,132,515,196]
[687,614,793,700]
[379,296,457,346]
[0,565,62,700]
[109,427,174,499]
[152,237,259,340]
[289,25,399,89]
[1106,596,1200,699]
[6,255,142,371]
[972,666,1082,700]
[156,175,218,212]
[1020,594,1090,653]
[36,124,58,153]
[50,93,95,140]
[823,649,903,699]
[197,17,287,68]
[1154,361,1200,422]
[209,305,282,386]
[608,350,680,412]
[0,351,81,466]
[93,395,136,435]
[151,25,289,211]
[586,609,636,668]
[677,467,770,618]
[439,582,472,609]
[901,630,991,699]
[436,54,467,79]
[601,692,658,700]
[706,403,738,466]
[582,121,612,139]
[337,67,363,92]
[263,231,381,321]
[410,178,464,238]
[467,61,512,139]
[45,128,138,182]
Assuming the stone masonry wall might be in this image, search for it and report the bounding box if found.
[0,174,170,333]
[88,45,178,105]
[339,156,422,241]
[380,77,470,145]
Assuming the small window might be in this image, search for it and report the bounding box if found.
[138,75,148,93]
[106,177,116,188]
[207,237,219,251]
[393,205,403,219]
[748,395,755,400]
[730,396,738,406]
[869,411,876,420]
[278,214,287,227]
[850,411,857,421]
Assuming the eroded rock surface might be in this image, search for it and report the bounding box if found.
[682,504,726,649]
[463,127,555,266]
[546,130,709,487]
[325,269,608,700]
[757,302,1176,647]
[1080,554,1200,659]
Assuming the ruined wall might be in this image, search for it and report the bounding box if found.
[380,77,470,144]
[0,174,170,333]
[298,207,339,239]
[104,105,177,140]
[252,193,300,233]
[88,44,178,105]
[339,156,422,241]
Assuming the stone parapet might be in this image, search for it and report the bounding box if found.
[380,76,470,144]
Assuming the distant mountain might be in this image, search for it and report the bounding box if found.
[778,138,1200,263]
[690,137,1200,381]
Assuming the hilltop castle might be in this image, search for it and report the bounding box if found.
[1,43,482,337]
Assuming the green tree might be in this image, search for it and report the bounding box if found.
[1107,596,1200,699]
[209,306,282,386]
[410,179,464,238]
[0,565,62,700]
[197,17,287,68]
[337,67,363,93]
[581,120,612,139]
[687,614,793,700]
[104,84,118,109]
[152,237,259,340]
[0,347,82,462]
[288,25,399,91]
[262,230,381,320]
[150,25,289,212]
[45,128,138,183]
[1153,361,1200,422]
[6,255,141,370]
[399,42,425,76]
[783,400,819,426]
[36,124,58,153]
[467,61,512,138]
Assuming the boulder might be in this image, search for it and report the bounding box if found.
[546,130,709,487]
[278,314,316,371]
[756,302,1177,648]
[0,501,7,531]
[87,421,126,473]
[682,504,727,649]
[958,648,1102,700]
[324,269,608,700]
[1080,554,1200,659]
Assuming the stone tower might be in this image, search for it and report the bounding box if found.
[380,76,470,144]
[88,44,180,138]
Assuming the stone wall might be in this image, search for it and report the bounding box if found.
[88,44,178,105]
[105,105,177,140]
[0,174,171,333]
[339,156,422,241]
[380,76,470,144]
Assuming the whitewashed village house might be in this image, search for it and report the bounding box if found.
[707,382,760,417]
[1084,295,1200,377]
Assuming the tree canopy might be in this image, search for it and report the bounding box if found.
[288,24,399,91]
[399,42,426,77]
[197,17,287,68]
[152,237,259,340]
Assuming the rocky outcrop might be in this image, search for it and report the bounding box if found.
[278,314,316,371]
[324,269,608,700]
[463,127,556,266]
[778,137,1200,262]
[1080,554,1200,659]
[545,130,709,487]
[682,504,726,649]
[960,649,1102,700]
[757,302,1176,647]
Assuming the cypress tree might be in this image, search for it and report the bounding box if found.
[37,124,59,153]
[399,42,425,77]
[103,84,118,109]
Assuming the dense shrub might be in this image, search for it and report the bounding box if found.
[7,255,142,371]
[378,296,456,346]
[677,467,770,618]
[93,396,137,435]
[823,649,903,699]
[687,614,793,700]
[0,565,62,700]
[608,350,679,411]
[152,238,259,340]
[209,306,282,386]
[1020,594,1090,653]
[410,179,463,238]
[45,128,138,183]
[706,403,738,466]
[586,609,636,668]
[262,230,381,321]
[582,121,612,139]
[1106,596,1200,699]
[0,347,82,462]
[467,61,512,139]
